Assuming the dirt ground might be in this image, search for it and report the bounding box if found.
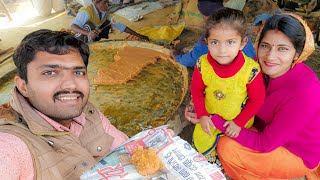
[0,1,319,77]
[0,1,319,142]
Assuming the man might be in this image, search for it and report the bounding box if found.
[0,29,128,179]
[170,0,256,66]
[71,0,148,43]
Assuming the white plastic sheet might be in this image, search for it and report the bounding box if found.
[81,126,226,180]
[75,0,93,6]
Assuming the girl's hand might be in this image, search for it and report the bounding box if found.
[199,116,215,136]
[223,121,241,138]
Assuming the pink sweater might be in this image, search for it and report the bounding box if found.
[0,110,128,179]
[212,63,320,169]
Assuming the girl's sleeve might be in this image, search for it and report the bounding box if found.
[190,62,210,119]
[233,71,266,127]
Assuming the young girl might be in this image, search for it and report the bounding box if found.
[191,8,265,164]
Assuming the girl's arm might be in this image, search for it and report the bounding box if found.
[233,70,266,127]
[190,62,210,119]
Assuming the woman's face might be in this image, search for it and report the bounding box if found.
[258,30,298,78]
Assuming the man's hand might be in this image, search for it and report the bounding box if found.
[137,34,149,41]
[199,116,215,136]
[223,121,241,138]
[87,30,99,39]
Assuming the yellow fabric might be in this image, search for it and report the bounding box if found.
[137,24,185,41]
[193,53,260,155]
[201,53,260,120]
[168,0,204,28]
[286,13,315,67]
[79,4,108,27]
[181,0,203,28]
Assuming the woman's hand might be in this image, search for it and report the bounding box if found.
[223,121,241,138]
[184,101,199,124]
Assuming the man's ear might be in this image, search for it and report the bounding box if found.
[240,36,248,50]
[14,76,28,97]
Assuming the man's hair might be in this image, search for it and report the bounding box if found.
[94,0,106,4]
[13,29,90,83]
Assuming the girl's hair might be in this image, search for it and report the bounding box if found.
[204,7,247,39]
[258,15,305,54]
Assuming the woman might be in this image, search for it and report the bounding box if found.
[186,13,320,179]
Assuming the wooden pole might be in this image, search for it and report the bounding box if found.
[0,53,13,64]
[0,47,14,56]
[0,0,13,21]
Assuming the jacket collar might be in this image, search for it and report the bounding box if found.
[10,88,70,136]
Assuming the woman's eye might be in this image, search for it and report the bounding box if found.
[260,44,268,48]
[278,47,288,51]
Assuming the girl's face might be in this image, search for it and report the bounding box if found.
[258,30,298,78]
[206,24,246,65]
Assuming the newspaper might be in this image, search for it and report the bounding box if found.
[81,126,226,180]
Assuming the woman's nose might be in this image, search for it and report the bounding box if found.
[266,47,277,60]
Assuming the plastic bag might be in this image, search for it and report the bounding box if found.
[137,23,185,42]
[81,126,225,180]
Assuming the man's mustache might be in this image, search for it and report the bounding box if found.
[53,91,84,100]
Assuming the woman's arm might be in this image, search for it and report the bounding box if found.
[212,94,316,152]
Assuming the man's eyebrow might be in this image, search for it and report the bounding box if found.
[39,64,87,70]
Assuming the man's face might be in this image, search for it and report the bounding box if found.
[15,51,90,122]
[97,0,108,12]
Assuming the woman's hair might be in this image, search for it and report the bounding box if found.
[204,7,247,39]
[13,29,90,83]
[258,15,306,54]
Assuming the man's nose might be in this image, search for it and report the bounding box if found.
[60,72,77,90]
